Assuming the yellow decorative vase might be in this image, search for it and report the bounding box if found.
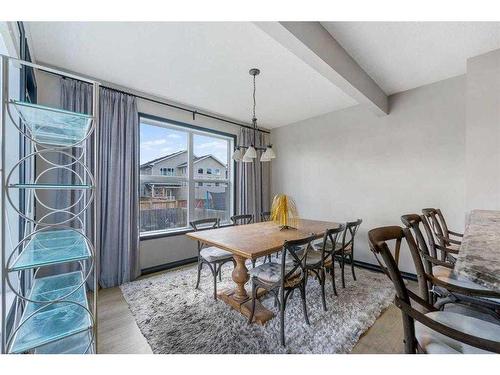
[271,194,298,230]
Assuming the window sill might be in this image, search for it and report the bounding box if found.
[140,223,233,241]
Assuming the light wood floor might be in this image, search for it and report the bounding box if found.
[97,268,408,354]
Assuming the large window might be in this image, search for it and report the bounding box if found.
[139,116,234,235]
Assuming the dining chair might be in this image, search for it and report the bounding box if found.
[230,214,253,225]
[335,219,362,288]
[248,234,315,347]
[191,218,236,300]
[422,208,462,258]
[260,211,271,222]
[401,214,500,316]
[306,225,345,310]
[368,225,500,354]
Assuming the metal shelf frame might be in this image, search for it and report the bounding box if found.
[1,54,100,354]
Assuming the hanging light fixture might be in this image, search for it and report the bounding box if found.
[233,68,276,163]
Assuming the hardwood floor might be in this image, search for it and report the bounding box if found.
[97,268,408,354]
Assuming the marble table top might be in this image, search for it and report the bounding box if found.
[454,210,500,292]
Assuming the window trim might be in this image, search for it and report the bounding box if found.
[138,112,237,240]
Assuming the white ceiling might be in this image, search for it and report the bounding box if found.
[27,22,356,128]
[321,22,500,95]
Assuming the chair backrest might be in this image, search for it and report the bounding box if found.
[230,214,253,225]
[317,225,345,265]
[400,214,442,302]
[260,211,271,222]
[281,234,315,285]
[190,218,219,231]
[422,208,447,245]
[341,219,362,251]
[368,225,500,354]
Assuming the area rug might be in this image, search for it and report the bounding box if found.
[120,262,394,354]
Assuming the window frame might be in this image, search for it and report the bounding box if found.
[138,113,236,240]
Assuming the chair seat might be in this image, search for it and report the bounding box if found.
[200,246,233,262]
[312,241,352,254]
[305,250,333,267]
[249,262,302,285]
[415,311,500,354]
[432,266,500,304]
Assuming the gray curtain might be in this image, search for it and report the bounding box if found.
[236,128,271,221]
[61,79,140,288]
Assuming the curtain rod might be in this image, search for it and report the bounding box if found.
[53,73,271,134]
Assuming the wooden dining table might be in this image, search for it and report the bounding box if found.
[186,218,341,324]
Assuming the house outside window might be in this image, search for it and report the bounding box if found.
[139,116,234,235]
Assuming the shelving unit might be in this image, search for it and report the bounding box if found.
[1,55,99,354]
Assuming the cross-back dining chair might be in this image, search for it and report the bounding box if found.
[248,234,316,347]
[422,208,462,258]
[335,219,362,288]
[306,225,345,310]
[230,214,253,225]
[191,218,235,300]
[368,225,500,354]
[401,214,500,315]
[260,211,271,222]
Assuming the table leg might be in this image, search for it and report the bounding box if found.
[217,255,274,325]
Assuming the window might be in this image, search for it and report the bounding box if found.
[140,116,234,235]
[160,167,175,176]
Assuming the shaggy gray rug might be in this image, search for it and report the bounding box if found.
[120,262,394,354]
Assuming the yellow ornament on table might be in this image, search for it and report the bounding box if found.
[271,194,299,230]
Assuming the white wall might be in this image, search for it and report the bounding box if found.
[272,75,466,273]
[465,49,500,211]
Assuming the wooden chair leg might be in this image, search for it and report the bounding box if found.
[195,260,202,289]
[280,287,286,347]
[212,264,218,300]
[330,265,338,296]
[350,254,356,281]
[341,255,346,288]
[299,283,310,325]
[320,268,327,311]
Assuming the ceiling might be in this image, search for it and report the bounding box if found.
[26,22,356,128]
[321,22,500,95]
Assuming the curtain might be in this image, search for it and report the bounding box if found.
[236,128,271,221]
[60,79,140,288]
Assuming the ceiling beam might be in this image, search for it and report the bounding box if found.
[255,22,389,116]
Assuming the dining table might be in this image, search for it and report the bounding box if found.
[454,209,500,293]
[186,218,342,324]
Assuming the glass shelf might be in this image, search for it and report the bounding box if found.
[8,183,93,190]
[9,229,91,271]
[9,271,92,354]
[10,100,93,147]
[34,330,93,354]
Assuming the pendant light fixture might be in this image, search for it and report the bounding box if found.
[233,68,276,163]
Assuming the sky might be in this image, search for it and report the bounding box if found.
[140,122,229,165]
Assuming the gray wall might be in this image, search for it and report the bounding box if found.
[465,49,500,211]
[272,75,466,273]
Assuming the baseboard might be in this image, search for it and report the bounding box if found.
[141,256,198,276]
[351,259,417,281]
[141,256,417,282]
